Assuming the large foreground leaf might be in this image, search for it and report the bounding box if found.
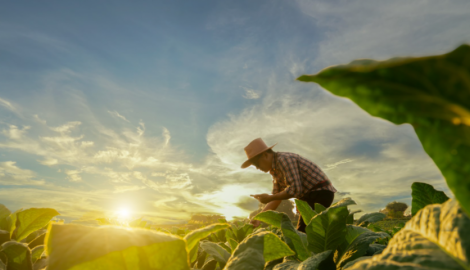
[411,182,450,216]
[294,200,316,225]
[0,205,10,231]
[1,241,33,270]
[346,199,470,269]
[45,224,189,270]
[225,231,295,270]
[12,208,60,241]
[183,223,229,263]
[254,211,310,261]
[306,206,349,254]
[200,242,230,268]
[298,45,470,216]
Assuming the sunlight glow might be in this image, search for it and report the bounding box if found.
[117,208,131,220]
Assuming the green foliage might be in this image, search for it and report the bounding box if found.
[293,199,316,225]
[45,224,189,270]
[331,198,357,209]
[1,241,33,270]
[357,212,386,226]
[387,210,404,219]
[411,182,450,216]
[10,208,60,241]
[224,231,295,270]
[306,206,349,254]
[271,250,332,270]
[200,242,230,268]
[254,211,310,261]
[385,202,408,213]
[31,245,45,264]
[346,199,470,269]
[0,205,11,231]
[298,44,470,217]
[183,223,229,264]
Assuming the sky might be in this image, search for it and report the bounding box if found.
[1,0,469,224]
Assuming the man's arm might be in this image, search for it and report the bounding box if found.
[250,189,293,204]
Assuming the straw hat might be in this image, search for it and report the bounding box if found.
[241,138,277,169]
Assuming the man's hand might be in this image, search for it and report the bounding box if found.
[250,193,272,204]
[250,219,261,228]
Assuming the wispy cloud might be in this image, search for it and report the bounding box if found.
[0,97,16,112]
[108,110,130,122]
[241,87,261,99]
[0,161,45,186]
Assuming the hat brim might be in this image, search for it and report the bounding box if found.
[240,143,277,169]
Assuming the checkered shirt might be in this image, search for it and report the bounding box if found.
[270,152,337,199]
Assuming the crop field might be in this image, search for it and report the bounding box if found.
[0,45,469,270]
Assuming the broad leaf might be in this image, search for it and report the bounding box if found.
[0,230,9,246]
[347,210,362,224]
[272,250,332,270]
[200,242,230,268]
[254,211,310,261]
[228,238,238,252]
[184,223,229,263]
[346,199,470,269]
[236,223,253,242]
[331,197,357,208]
[1,241,32,270]
[28,232,46,249]
[298,45,470,217]
[335,226,389,269]
[31,245,44,263]
[314,203,326,213]
[294,200,316,225]
[13,208,60,241]
[225,231,295,270]
[0,205,10,231]
[45,224,189,270]
[356,212,386,224]
[306,206,349,254]
[411,182,450,216]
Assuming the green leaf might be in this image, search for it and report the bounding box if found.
[335,226,389,269]
[0,230,10,246]
[306,206,349,254]
[28,232,46,249]
[31,245,44,263]
[272,250,332,270]
[254,211,310,261]
[228,238,238,252]
[1,241,32,270]
[331,197,357,209]
[356,212,386,224]
[200,242,230,268]
[346,199,470,269]
[236,223,253,242]
[314,203,326,213]
[45,223,190,270]
[298,45,470,217]
[183,223,229,263]
[13,208,60,241]
[225,231,295,270]
[347,210,362,225]
[253,211,283,228]
[294,200,317,225]
[0,205,10,231]
[411,182,450,216]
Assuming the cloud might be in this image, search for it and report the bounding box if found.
[108,110,130,122]
[0,161,45,185]
[324,159,354,171]
[38,158,58,166]
[64,169,82,182]
[113,185,146,193]
[50,121,81,133]
[241,87,261,99]
[2,125,30,140]
[0,97,17,113]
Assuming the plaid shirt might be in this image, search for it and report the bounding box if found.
[270,152,337,199]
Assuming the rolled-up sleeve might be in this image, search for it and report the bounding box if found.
[278,156,303,198]
[272,178,280,195]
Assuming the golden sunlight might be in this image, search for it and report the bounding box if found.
[116,208,131,220]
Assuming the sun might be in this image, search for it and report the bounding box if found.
[117,208,131,220]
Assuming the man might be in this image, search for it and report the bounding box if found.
[242,138,337,232]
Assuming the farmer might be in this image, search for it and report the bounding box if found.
[242,138,337,232]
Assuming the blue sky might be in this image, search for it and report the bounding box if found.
[1,0,469,223]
